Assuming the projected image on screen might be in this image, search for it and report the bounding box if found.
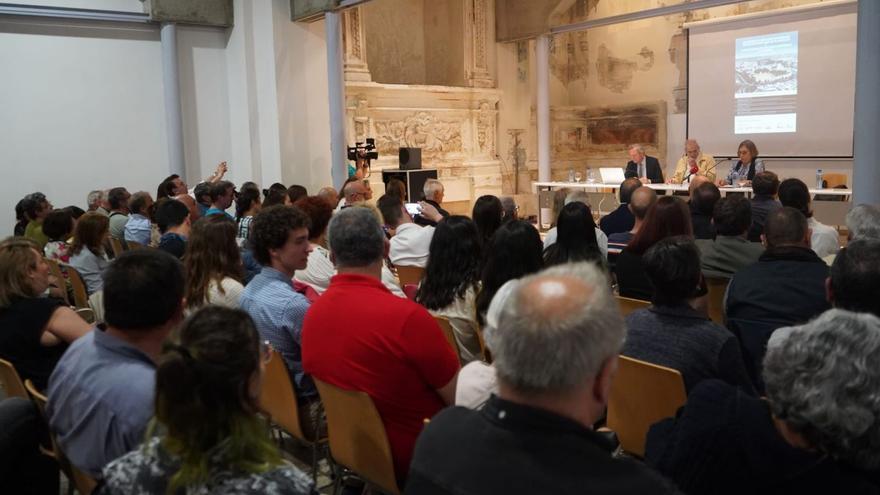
[734,31,798,134]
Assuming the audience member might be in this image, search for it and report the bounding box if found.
[670,139,716,184]
[316,186,339,208]
[623,236,754,393]
[472,195,503,248]
[302,207,459,481]
[154,199,191,260]
[475,220,544,326]
[48,249,185,477]
[123,191,154,246]
[543,202,605,269]
[262,188,288,208]
[416,216,483,363]
[548,187,570,229]
[415,179,449,226]
[0,397,61,494]
[234,186,262,247]
[407,263,676,494]
[844,203,880,240]
[205,180,235,220]
[0,238,90,389]
[21,192,52,249]
[362,179,374,201]
[500,196,518,223]
[106,187,131,240]
[647,309,880,494]
[286,184,308,204]
[689,182,720,239]
[616,196,692,300]
[378,194,442,268]
[193,182,212,216]
[718,139,764,186]
[63,205,85,223]
[13,199,28,237]
[607,186,657,251]
[99,307,314,495]
[828,238,880,317]
[385,178,407,203]
[291,196,337,293]
[42,209,74,263]
[263,182,287,202]
[69,212,111,294]
[184,215,244,313]
[543,191,609,256]
[748,171,782,241]
[239,205,318,430]
[697,195,764,278]
[599,177,640,236]
[725,207,830,389]
[87,189,108,215]
[779,178,839,258]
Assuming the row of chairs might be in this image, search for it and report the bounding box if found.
[616,276,730,324]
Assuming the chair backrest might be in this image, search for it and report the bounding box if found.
[822,173,847,189]
[607,355,686,458]
[44,258,70,306]
[108,237,125,258]
[432,316,461,361]
[615,295,651,317]
[126,240,146,250]
[61,263,90,309]
[258,349,307,442]
[75,308,96,324]
[0,358,28,398]
[705,276,729,325]
[24,379,98,495]
[395,265,424,287]
[402,284,419,301]
[314,378,400,495]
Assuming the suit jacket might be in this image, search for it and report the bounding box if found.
[696,236,764,279]
[598,204,635,237]
[625,156,664,184]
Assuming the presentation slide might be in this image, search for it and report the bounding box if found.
[734,31,798,134]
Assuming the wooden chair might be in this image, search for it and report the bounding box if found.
[24,379,98,495]
[258,350,326,481]
[705,276,729,325]
[822,173,847,189]
[74,308,96,324]
[125,240,146,250]
[61,264,90,309]
[615,295,651,317]
[402,284,419,301]
[44,258,70,306]
[607,356,686,458]
[0,358,28,398]
[433,316,462,362]
[313,378,400,495]
[395,265,424,287]
[108,237,125,258]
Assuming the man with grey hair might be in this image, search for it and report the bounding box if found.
[647,309,880,492]
[625,143,664,184]
[542,190,609,256]
[670,139,716,184]
[828,238,880,317]
[416,178,449,226]
[406,263,676,493]
[302,207,459,481]
[823,204,880,265]
[86,189,109,216]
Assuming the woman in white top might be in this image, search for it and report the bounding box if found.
[294,197,405,297]
[68,212,111,294]
[416,216,484,364]
[184,215,244,313]
[235,185,261,248]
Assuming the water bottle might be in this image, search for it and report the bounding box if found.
[568,168,575,183]
[816,169,823,189]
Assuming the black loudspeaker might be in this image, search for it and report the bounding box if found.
[399,147,422,170]
[382,169,438,202]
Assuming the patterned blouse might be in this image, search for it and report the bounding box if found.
[237,216,254,247]
[98,437,315,495]
[44,240,71,264]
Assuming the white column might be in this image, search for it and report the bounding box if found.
[852,0,880,205]
[160,22,185,179]
[326,11,348,189]
[536,35,551,183]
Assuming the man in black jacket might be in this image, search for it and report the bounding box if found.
[625,144,664,184]
[599,177,641,236]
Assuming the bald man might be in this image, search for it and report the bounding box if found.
[670,139,716,184]
[608,186,658,251]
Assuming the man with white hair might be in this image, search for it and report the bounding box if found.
[86,190,109,216]
[670,139,716,184]
[625,144,664,184]
[415,179,449,226]
[406,263,676,493]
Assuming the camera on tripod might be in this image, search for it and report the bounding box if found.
[347,138,379,162]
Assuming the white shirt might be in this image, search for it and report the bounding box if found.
[455,361,497,410]
[429,287,482,364]
[542,226,609,257]
[184,277,244,316]
[808,217,839,259]
[294,244,405,298]
[389,223,434,268]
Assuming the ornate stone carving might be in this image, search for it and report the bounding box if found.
[352,96,371,143]
[464,0,494,88]
[476,100,496,156]
[374,112,463,155]
[342,7,371,82]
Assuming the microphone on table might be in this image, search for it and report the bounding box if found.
[685,164,699,182]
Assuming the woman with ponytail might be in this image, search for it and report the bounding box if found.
[98,306,315,494]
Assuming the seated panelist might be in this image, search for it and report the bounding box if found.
[718,139,764,187]
[669,139,716,184]
[624,144,664,184]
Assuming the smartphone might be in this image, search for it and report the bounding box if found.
[405,203,422,216]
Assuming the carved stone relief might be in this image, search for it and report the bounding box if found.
[342,6,371,82]
[464,0,495,88]
[374,112,464,155]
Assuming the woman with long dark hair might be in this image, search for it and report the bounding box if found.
[417,216,483,363]
[98,307,314,494]
[543,202,605,269]
[616,195,693,300]
[235,187,262,247]
[184,215,244,312]
[472,195,503,248]
[475,220,544,326]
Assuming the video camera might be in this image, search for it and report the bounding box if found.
[347,138,379,162]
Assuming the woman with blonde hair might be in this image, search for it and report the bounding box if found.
[184,215,244,312]
[68,212,111,294]
[0,238,90,389]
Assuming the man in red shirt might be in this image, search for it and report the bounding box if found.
[302,207,459,481]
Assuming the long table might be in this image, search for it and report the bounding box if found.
[533,181,852,228]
